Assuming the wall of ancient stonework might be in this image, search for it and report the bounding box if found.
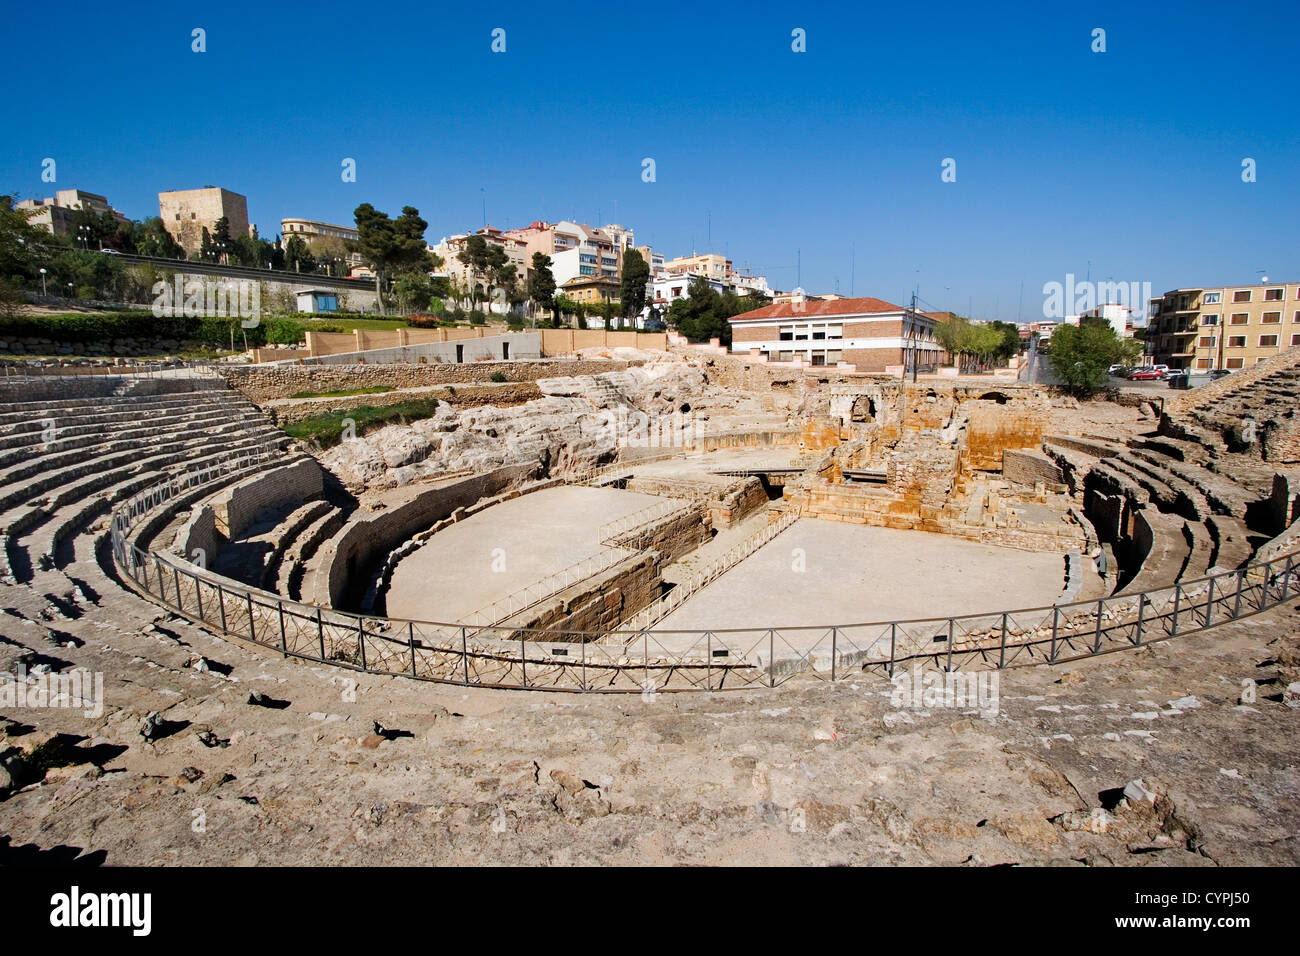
[1002,449,1064,488]
[501,552,663,638]
[964,398,1047,472]
[266,382,541,423]
[219,360,630,402]
[212,457,324,539]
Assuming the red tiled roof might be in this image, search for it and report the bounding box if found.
[730,296,906,322]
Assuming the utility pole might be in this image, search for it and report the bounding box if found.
[909,291,919,383]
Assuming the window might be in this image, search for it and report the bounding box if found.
[826,350,842,364]
[1203,291,1222,304]
[1259,335,1278,347]
[779,326,794,341]
[1230,313,1249,325]
[812,331,826,340]
[1227,357,1244,368]
[1263,312,1281,323]
[1200,314,1218,325]
[1227,336,1246,347]
[826,324,843,339]
[777,350,794,362]
[1196,358,1211,369]
[1292,334,1300,346]
[1264,288,1283,301]
[1198,336,1215,347]
[1233,290,1251,303]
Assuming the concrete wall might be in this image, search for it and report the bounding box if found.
[0,374,228,404]
[174,504,221,565]
[275,332,541,366]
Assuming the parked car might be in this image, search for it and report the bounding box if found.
[1108,364,1129,376]
[1209,368,1234,380]
[99,248,122,255]
[1152,364,1170,378]
[1128,368,1162,381]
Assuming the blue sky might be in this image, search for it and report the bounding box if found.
[4,0,1296,320]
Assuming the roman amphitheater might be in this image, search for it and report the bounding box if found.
[1,333,1297,866]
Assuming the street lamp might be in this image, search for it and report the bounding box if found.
[66,282,73,299]
[39,268,47,296]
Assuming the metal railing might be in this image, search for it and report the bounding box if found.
[110,459,1300,693]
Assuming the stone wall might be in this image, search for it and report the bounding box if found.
[500,552,663,638]
[173,504,220,566]
[266,382,541,424]
[278,332,542,366]
[964,397,1047,472]
[219,360,630,402]
[0,374,228,404]
[1002,449,1065,488]
[212,457,324,539]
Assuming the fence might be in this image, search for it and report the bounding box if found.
[110,457,1300,693]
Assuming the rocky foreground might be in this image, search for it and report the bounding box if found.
[1,594,1296,866]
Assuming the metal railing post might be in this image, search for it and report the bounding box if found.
[278,600,287,656]
[521,634,528,688]
[998,612,1008,668]
[1093,599,1104,653]
[357,617,367,670]
[1204,577,1215,627]
[1135,592,1145,645]
[1171,583,1181,637]
[409,622,417,677]
[945,619,954,672]
[831,627,837,681]
[1283,556,1294,602]
[461,626,470,684]
[888,623,897,678]
[194,573,204,622]
[316,606,325,659]
[769,629,776,687]
[1234,569,1244,618]
[246,592,256,641]
[218,583,227,632]
[581,635,587,692]
[1260,561,1270,611]
[1049,606,1059,662]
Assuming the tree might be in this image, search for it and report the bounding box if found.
[354,203,431,312]
[666,276,766,345]
[1047,320,1139,396]
[619,248,650,320]
[528,252,556,324]
[283,235,315,273]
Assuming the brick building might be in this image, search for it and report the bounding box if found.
[728,294,945,371]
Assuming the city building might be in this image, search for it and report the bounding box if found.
[432,226,531,315]
[560,274,621,307]
[280,217,359,244]
[17,189,129,237]
[1077,302,1134,339]
[1147,281,1300,371]
[158,187,250,255]
[728,293,943,371]
[664,252,731,280]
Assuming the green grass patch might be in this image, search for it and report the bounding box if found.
[299,316,411,333]
[288,385,395,400]
[281,398,446,449]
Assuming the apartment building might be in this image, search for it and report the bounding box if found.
[280,217,359,244]
[1147,281,1300,371]
[665,252,731,280]
[158,187,250,255]
[729,294,943,371]
[432,226,530,314]
[17,189,129,237]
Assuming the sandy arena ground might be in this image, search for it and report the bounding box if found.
[655,520,1068,637]
[385,485,679,623]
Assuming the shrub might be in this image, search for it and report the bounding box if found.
[489,371,507,383]
[469,310,486,326]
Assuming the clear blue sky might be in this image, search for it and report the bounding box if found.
[4,0,1296,321]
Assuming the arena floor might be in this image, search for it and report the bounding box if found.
[384,485,675,624]
[652,519,1069,639]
